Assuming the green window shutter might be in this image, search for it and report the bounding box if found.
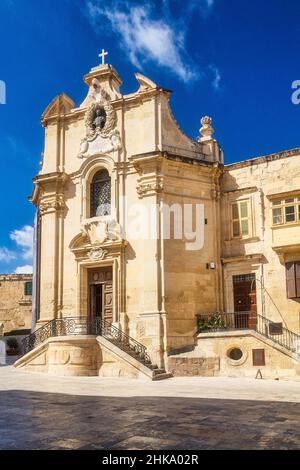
[25,281,32,296]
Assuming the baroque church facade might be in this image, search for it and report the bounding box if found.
[15,59,300,380]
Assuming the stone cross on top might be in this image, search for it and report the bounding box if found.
[99,49,108,65]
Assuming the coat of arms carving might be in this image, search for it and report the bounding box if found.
[78,79,121,158]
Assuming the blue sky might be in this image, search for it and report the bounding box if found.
[0,0,300,274]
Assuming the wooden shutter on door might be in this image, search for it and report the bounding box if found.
[252,349,265,366]
[286,262,296,299]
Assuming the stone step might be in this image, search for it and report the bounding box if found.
[152,372,173,381]
[152,368,166,375]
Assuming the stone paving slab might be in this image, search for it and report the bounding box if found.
[0,365,300,450]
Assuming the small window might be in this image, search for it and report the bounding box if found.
[268,322,283,335]
[286,261,300,299]
[252,349,265,366]
[231,200,251,238]
[272,195,300,226]
[272,207,282,225]
[228,348,243,361]
[285,206,295,223]
[24,281,32,296]
[90,169,111,218]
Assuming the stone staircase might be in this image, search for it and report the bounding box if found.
[19,317,172,380]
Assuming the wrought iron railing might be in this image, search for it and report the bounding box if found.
[197,312,300,355]
[95,317,152,366]
[197,312,250,333]
[256,314,300,354]
[21,316,153,368]
[22,317,91,354]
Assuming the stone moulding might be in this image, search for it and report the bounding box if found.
[39,195,66,215]
[82,219,122,245]
[78,86,121,158]
[88,248,108,260]
[136,179,164,198]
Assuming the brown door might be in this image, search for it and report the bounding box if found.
[90,284,103,318]
[89,267,113,325]
[233,274,257,329]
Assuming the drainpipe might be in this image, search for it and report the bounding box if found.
[259,187,265,318]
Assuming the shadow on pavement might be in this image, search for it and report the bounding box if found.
[0,390,299,450]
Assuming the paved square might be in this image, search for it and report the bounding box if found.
[0,364,300,450]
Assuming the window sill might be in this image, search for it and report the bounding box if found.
[84,215,112,223]
[226,236,260,243]
[272,222,300,229]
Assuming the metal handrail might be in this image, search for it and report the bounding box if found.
[21,316,153,368]
[256,314,300,354]
[95,317,152,366]
[21,316,89,355]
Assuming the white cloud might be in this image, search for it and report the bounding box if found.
[15,265,33,274]
[86,2,197,83]
[0,247,16,262]
[209,65,222,91]
[10,225,33,260]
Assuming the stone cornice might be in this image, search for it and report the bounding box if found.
[29,172,69,207]
[130,150,223,171]
[225,147,300,171]
[266,188,300,200]
[42,87,169,126]
[0,274,33,281]
[222,186,258,195]
[221,253,263,264]
[71,239,128,262]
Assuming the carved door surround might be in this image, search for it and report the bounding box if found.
[70,234,127,326]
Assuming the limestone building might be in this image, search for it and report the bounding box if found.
[0,274,32,334]
[15,59,300,380]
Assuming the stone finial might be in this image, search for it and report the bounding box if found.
[199,116,214,141]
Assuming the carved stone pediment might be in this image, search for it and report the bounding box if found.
[69,225,127,263]
[41,94,75,125]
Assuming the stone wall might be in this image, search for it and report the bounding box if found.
[168,331,300,380]
[0,274,32,334]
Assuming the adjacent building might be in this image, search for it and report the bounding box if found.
[0,274,32,334]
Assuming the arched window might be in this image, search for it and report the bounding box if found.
[90,169,111,217]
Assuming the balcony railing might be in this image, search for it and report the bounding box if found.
[196,312,300,355]
[196,312,251,333]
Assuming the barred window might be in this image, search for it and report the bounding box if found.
[90,169,111,217]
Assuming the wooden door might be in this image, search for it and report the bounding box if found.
[88,267,113,325]
[233,274,257,329]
